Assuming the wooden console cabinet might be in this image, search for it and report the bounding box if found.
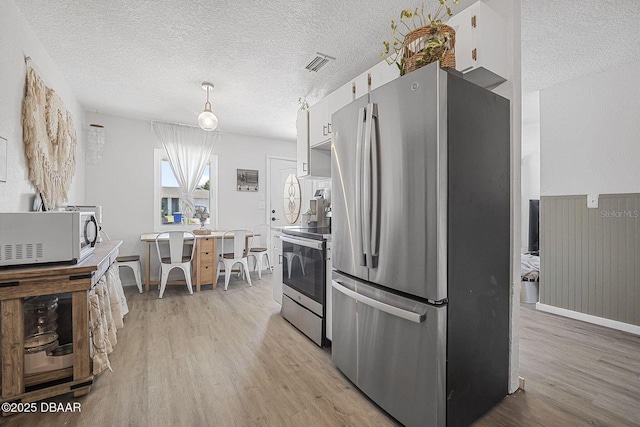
[194,236,216,291]
[0,240,121,412]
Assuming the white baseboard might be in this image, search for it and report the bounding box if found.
[536,303,640,336]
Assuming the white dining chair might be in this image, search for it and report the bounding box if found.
[247,224,273,279]
[115,255,143,293]
[155,231,196,298]
[216,229,253,291]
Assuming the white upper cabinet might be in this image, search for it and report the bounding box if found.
[296,110,310,177]
[298,60,400,179]
[447,1,508,89]
[299,108,331,178]
[353,70,370,100]
[308,96,330,148]
[309,81,353,148]
[369,60,400,92]
[329,81,353,116]
[353,59,400,101]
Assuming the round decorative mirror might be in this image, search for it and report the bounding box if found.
[283,173,301,224]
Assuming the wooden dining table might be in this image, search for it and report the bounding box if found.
[140,231,257,292]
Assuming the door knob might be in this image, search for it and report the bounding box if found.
[271,217,278,221]
[272,210,276,214]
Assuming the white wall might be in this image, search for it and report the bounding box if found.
[484,0,522,394]
[540,60,640,196]
[521,91,540,251]
[83,112,296,283]
[0,0,84,212]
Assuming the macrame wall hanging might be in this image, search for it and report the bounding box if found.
[22,65,77,210]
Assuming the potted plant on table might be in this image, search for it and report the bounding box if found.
[381,0,461,76]
[193,207,211,234]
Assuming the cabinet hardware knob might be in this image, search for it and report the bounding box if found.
[472,48,477,61]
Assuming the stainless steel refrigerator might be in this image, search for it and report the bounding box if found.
[330,62,510,427]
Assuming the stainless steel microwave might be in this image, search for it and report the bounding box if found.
[0,211,98,267]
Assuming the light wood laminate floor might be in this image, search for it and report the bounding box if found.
[4,274,640,426]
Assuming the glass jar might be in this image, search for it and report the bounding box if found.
[24,296,59,354]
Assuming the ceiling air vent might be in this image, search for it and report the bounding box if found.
[303,52,335,72]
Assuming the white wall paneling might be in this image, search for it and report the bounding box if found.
[541,194,640,327]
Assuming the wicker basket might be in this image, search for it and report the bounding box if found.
[402,24,456,74]
[193,228,212,235]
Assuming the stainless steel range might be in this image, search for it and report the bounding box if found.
[280,227,331,347]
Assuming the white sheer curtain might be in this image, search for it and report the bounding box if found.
[152,122,219,219]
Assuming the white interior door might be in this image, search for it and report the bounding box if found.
[269,158,302,227]
[269,158,296,304]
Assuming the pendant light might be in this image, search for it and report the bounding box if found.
[197,82,218,131]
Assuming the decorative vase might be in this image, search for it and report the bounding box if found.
[199,218,207,229]
[401,24,456,75]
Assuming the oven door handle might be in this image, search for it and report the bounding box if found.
[280,235,324,250]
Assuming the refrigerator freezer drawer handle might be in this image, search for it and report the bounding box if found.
[332,281,425,324]
[280,235,324,250]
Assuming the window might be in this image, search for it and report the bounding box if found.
[153,148,218,231]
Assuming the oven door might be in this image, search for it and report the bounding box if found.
[281,235,326,306]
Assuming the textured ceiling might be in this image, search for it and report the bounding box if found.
[14,1,640,141]
[15,0,457,141]
[522,0,640,92]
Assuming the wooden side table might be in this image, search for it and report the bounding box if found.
[0,241,121,412]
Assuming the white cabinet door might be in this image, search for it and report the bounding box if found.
[369,60,400,92]
[353,70,370,100]
[296,111,309,177]
[327,81,353,128]
[447,8,475,73]
[473,2,508,84]
[447,1,507,88]
[298,107,331,179]
[308,96,330,147]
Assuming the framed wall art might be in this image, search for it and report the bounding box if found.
[237,169,258,192]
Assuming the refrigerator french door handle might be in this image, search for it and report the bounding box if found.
[355,106,367,267]
[363,104,373,267]
[332,280,426,323]
[369,104,379,259]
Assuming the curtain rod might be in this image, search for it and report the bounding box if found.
[150,120,223,133]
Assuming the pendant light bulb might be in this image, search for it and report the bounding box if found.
[198,82,218,131]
